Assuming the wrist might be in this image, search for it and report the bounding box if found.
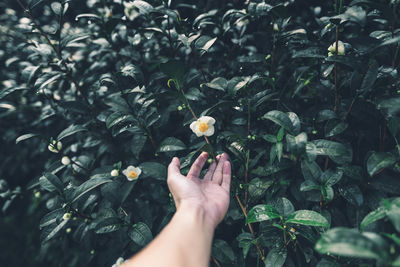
[176,201,215,233]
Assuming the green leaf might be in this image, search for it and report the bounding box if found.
[237,232,253,259]
[139,162,166,180]
[315,228,390,261]
[360,60,379,94]
[0,86,29,100]
[286,132,307,156]
[246,204,280,224]
[128,222,152,246]
[203,77,227,91]
[366,152,396,176]
[321,169,343,186]
[263,110,295,134]
[39,173,63,193]
[339,184,364,206]
[15,133,39,144]
[301,160,322,182]
[286,210,330,227]
[120,64,144,84]
[360,206,386,230]
[325,121,348,137]
[71,177,112,203]
[212,239,235,263]
[40,208,64,229]
[311,140,353,164]
[195,36,217,56]
[265,244,287,267]
[57,124,87,141]
[106,112,134,129]
[41,219,68,243]
[132,0,153,14]
[94,217,122,234]
[251,160,292,177]
[157,137,186,152]
[248,178,273,201]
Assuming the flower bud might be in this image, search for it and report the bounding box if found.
[61,156,71,165]
[111,169,119,177]
[177,105,183,111]
[34,191,41,198]
[63,212,72,220]
[57,141,62,150]
[66,228,72,234]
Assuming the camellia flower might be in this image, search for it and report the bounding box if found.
[61,156,71,165]
[48,140,62,153]
[110,169,119,177]
[190,116,216,137]
[328,40,345,56]
[122,166,141,181]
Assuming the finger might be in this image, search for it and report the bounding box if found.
[187,152,208,179]
[203,160,217,181]
[212,153,228,185]
[167,157,181,178]
[221,161,231,192]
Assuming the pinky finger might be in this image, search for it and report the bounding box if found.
[221,161,231,192]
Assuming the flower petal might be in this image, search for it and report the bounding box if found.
[204,126,215,136]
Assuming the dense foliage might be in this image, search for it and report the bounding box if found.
[1,0,400,266]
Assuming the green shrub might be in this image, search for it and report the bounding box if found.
[1,0,400,266]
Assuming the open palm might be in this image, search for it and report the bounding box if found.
[167,152,231,229]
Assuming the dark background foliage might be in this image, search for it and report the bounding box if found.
[1,0,400,266]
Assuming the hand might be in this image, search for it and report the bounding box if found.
[167,152,231,229]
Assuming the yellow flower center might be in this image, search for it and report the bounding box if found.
[128,171,137,179]
[198,122,209,132]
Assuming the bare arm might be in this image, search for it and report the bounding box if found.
[122,152,231,267]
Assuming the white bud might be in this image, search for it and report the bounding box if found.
[61,156,71,165]
[63,212,71,220]
[57,141,63,150]
[111,169,119,177]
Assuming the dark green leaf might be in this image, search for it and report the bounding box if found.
[71,177,112,203]
[366,152,396,176]
[286,210,330,227]
[247,204,280,224]
[128,222,152,246]
[315,228,390,261]
[157,137,186,152]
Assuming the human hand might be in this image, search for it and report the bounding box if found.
[167,152,231,229]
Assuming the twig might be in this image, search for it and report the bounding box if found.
[211,256,221,267]
[235,195,265,263]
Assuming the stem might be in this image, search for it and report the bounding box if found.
[16,0,91,106]
[70,159,89,172]
[235,195,265,263]
[211,256,221,267]
[334,26,339,113]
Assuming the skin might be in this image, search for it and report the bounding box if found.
[122,152,231,267]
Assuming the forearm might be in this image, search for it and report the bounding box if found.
[123,203,215,267]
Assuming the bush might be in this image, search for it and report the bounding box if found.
[1,0,400,266]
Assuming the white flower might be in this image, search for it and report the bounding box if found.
[112,257,125,267]
[328,40,345,56]
[122,166,141,181]
[63,212,71,220]
[61,156,71,165]
[123,2,139,21]
[190,116,216,137]
[48,140,62,153]
[110,169,119,177]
